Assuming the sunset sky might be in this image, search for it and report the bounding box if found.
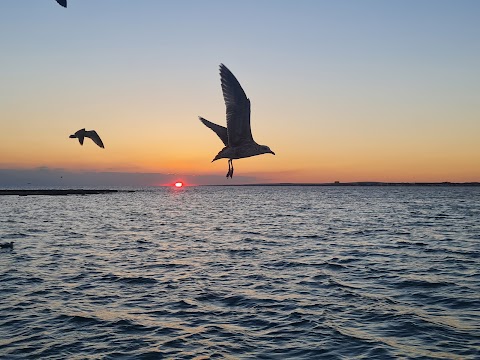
[1,0,479,185]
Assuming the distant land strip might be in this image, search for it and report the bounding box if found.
[209,182,480,187]
[0,189,135,196]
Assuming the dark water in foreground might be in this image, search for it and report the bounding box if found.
[1,186,479,359]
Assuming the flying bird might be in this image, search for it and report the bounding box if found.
[55,0,67,7]
[199,64,275,178]
[69,129,105,148]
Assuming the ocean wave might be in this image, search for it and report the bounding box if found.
[101,273,158,284]
[1,186,479,359]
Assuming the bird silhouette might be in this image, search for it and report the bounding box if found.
[69,129,105,148]
[199,64,275,178]
[55,0,67,7]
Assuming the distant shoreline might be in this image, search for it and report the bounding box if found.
[0,183,479,195]
[205,182,480,187]
[0,189,134,196]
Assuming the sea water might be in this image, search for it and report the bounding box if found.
[0,186,479,359]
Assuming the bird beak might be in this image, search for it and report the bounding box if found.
[69,135,75,138]
[271,151,276,155]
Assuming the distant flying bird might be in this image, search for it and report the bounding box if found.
[199,64,275,178]
[69,128,105,148]
[55,0,67,7]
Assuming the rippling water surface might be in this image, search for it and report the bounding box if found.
[1,186,479,359]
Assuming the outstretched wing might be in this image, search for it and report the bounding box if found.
[199,117,228,146]
[72,129,85,145]
[56,0,67,7]
[86,130,105,148]
[220,64,253,146]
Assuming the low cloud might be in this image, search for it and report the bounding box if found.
[0,167,263,187]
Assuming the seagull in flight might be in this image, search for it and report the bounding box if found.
[199,64,275,178]
[69,129,105,149]
[55,0,67,7]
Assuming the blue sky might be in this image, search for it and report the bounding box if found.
[1,0,479,184]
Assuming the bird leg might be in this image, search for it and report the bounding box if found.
[226,159,234,178]
[226,159,231,178]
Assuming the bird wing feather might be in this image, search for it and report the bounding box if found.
[86,130,105,148]
[199,117,228,146]
[220,64,253,146]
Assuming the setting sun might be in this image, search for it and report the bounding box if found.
[174,182,183,188]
